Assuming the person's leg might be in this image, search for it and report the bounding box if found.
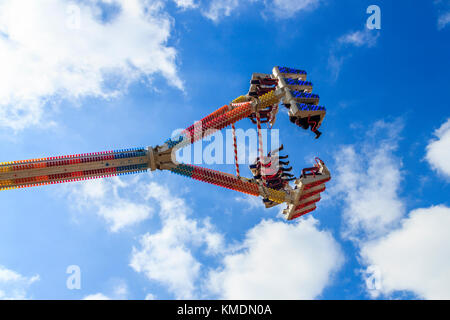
[309,115,322,139]
[313,129,322,139]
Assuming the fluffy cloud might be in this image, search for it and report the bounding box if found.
[70,177,224,298]
[329,29,380,80]
[207,217,343,299]
[425,119,450,179]
[145,293,157,300]
[83,280,128,300]
[361,205,450,299]
[201,0,239,21]
[334,120,450,299]
[234,194,268,211]
[83,293,111,300]
[201,0,320,22]
[68,176,153,232]
[0,0,324,130]
[338,29,379,48]
[84,177,340,300]
[130,182,224,299]
[270,0,320,18]
[438,11,450,29]
[434,0,450,31]
[173,0,198,9]
[0,266,39,300]
[67,163,340,300]
[0,0,182,130]
[97,202,151,233]
[332,121,405,240]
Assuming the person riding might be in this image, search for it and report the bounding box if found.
[289,115,322,139]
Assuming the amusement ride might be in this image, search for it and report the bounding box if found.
[0,66,330,220]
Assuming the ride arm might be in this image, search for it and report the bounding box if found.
[0,148,149,190]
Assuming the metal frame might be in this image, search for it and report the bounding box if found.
[0,66,331,221]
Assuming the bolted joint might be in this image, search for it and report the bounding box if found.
[147,146,178,171]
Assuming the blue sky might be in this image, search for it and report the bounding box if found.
[0,0,449,300]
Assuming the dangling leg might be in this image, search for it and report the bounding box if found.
[313,129,322,139]
[308,115,322,139]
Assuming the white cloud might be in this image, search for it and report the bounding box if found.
[130,182,224,299]
[332,121,405,240]
[202,0,239,21]
[98,201,151,233]
[145,293,156,300]
[361,205,450,299]
[327,53,346,81]
[333,120,450,299]
[438,11,450,30]
[83,280,128,300]
[112,280,129,298]
[83,293,111,300]
[0,265,39,300]
[70,173,339,300]
[131,232,201,299]
[425,118,450,179]
[68,177,153,232]
[234,195,265,211]
[201,0,320,22]
[329,29,380,80]
[338,29,379,48]
[71,177,224,298]
[270,0,320,18]
[0,0,182,130]
[207,217,343,299]
[173,0,198,9]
